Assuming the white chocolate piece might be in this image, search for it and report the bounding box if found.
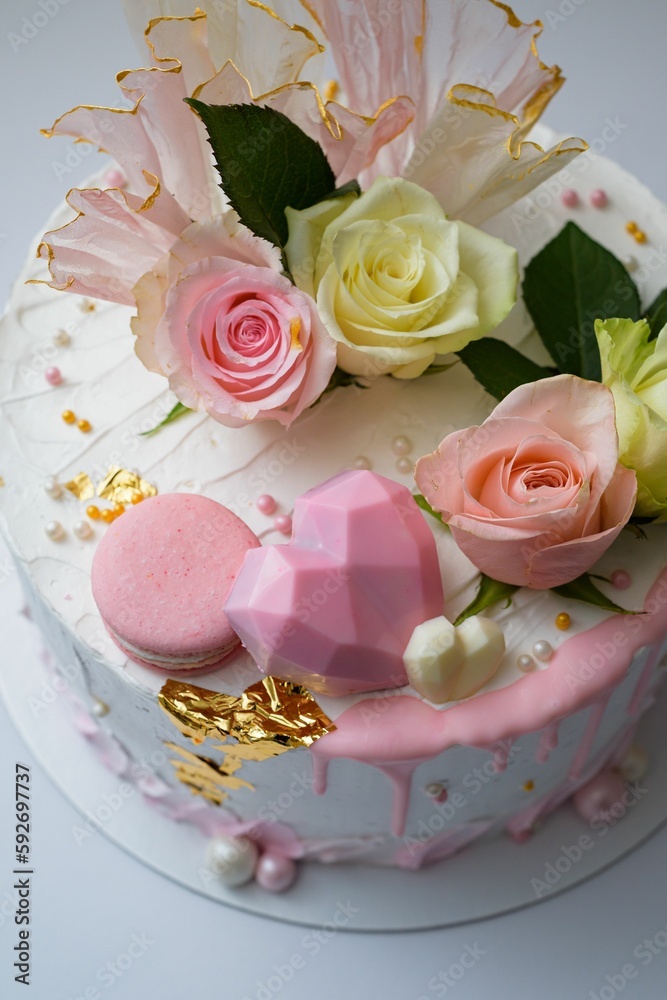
[404,615,505,703]
[454,617,506,700]
[403,617,465,704]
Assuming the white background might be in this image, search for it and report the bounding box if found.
[1,1,667,997]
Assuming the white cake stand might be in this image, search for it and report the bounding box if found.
[2,583,666,932]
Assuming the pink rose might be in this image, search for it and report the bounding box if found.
[132,214,337,427]
[415,375,637,589]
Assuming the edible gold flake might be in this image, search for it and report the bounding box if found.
[158,676,334,752]
[0,476,5,488]
[164,742,254,805]
[65,472,95,501]
[97,466,157,505]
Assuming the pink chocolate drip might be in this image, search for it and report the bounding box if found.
[536,721,560,764]
[568,696,609,780]
[312,568,667,833]
[628,646,662,716]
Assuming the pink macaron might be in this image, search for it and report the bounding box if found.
[91,493,260,672]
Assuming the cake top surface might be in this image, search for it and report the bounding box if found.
[2,0,667,723]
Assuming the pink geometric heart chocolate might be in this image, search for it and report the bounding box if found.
[224,470,444,696]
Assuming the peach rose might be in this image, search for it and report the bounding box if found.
[415,375,637,589]
[132,214,337,428]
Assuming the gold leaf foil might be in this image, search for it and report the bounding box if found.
[164,742,254,806]
[158,676,335,753]
[97,465,157,505]
[65,472,95,501]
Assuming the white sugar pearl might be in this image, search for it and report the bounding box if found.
[392,435,412,456]
[532,640,553,662]
[205,835,258,887]
[623,255,638,273]
[517,654,535,672]
[396,456,413,474]
[44,476,63,499]
[45,520,65,541]
[91,699,109,718]
[425,782,445,797]
[619,744,648,782]
[73,520,93,540]
[352,455,371,470]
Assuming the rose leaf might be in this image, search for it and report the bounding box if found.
[551,572,638,615]
[140,401,192,437]
[645,288,667,339]
[455,339,556,400]
[454,575,519,626]
[184,100,336,260]
[523,221,641,381]
[413,493,445,523]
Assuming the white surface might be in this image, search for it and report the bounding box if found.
[2,0,667,997]
[3,572,667,932]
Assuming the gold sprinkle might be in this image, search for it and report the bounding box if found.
[414,34,423,55]
[77,419,92,433]
[323,79,338,102]
[61,409,76,424]
[555,612,571,631]
[523,780,535,792]
[78,298,96,313]
[86,505,101,520]
[625,220,638,234]
[65,472,95,501]
[633,230,647,244]
[0,476,4,488]
[97,466,157,505]
[100,508,116,524]
[130,493,144,505]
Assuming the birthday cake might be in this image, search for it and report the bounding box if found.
[2,0,667,894]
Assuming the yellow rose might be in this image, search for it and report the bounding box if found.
[595,317,667,520]
[285,177,518,379]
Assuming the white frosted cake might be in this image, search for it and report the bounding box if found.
[2,0,666,892]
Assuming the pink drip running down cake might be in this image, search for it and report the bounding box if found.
[1,0,666,893]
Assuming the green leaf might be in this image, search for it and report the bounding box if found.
[184,100,335,256]
[327,179,361,200]
[140,401,192,437]
[522,222,641,381]
[413,493,444,524]
[309,367,370,407]
[551,573,638,615]
[456,339,556,400]
[645,288,667,339]
[453,575,519,626]
[422,361,458,376]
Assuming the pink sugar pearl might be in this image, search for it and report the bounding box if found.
[274,514,292,535]
[255,853,297,892]
[573,769,626,824]
[45,366,62,386]
[590,188,608,208]
[561,189,579,208]
[611,569,631,590]
[256,494,277,516]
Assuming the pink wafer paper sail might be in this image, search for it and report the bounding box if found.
[224,470,445,696]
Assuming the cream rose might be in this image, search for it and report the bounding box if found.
[596,317,667,520]
[284,177,518,378]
